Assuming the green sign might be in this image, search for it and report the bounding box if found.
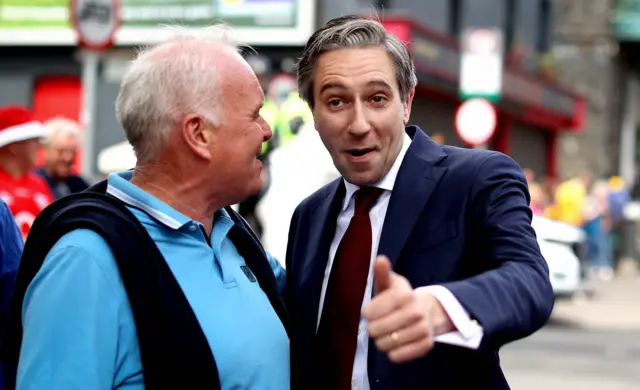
[0,0,297,28]
[614,0,640,40]
[0,0,313,45]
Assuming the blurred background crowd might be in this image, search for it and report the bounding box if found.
[2,0,640,388]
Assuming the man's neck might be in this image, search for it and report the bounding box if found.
[130,165,221,235]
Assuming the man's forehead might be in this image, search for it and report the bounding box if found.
[314,48,397,89]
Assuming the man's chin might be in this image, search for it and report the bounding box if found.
[341,169,384,187]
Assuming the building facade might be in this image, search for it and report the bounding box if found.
[613,0,640,192]
[0,0,584,180]
[322,0,585,179]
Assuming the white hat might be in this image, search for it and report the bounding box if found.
[0,105,46,148]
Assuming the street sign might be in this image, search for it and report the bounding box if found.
[70,0,120,178]
[454,98,497,146]
[459,27,503,102]
[70,0,120,51]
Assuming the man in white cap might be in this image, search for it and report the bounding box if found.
[0,105,54,239]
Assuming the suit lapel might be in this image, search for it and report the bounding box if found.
[378,127,448,268]
[300,180,345,339]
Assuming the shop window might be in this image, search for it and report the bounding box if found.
[32,76,83,172]
[537,0,552,53]
[504,0,517,53]
[449,0,461,37]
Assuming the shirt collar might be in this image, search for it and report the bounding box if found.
[342,132,412,211]
[106,170,231,230]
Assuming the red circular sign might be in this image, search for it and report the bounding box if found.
[70,0,120,51]
[454,98,497,146]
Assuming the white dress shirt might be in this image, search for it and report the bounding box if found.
[316,133,484,390]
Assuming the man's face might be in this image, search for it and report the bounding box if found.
[6,138,40,172]
[312,47,413,186]
[46,134,78,178]
[209,61,272,202]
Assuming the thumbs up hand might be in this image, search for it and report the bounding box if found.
[363,255,440,363]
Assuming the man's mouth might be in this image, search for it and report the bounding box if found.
[347,148,374,157]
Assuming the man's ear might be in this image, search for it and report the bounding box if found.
[181,114,213,160]
[403,89,415,125]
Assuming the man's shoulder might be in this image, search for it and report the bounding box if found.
[438,146,522,178]
[49,229,114,260]
[294,178,341,214]
[44,228,120,279]
[440,145,505,166]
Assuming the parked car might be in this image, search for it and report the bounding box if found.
[532,215,585,299]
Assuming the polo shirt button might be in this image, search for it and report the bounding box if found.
[189,225,197,232]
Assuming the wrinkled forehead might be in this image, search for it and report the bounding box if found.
[313,47,398,93]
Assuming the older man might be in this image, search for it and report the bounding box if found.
[36,117,90,199]
[2,26,288,390]
[285,15,554,390]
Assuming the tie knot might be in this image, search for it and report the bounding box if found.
[354,187,383,216]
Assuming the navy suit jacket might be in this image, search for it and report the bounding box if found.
[285,126,554,390]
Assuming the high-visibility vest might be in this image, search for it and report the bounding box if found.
[260,98,280,154]
[276,91,313,147]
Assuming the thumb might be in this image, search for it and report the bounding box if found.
[373,255,394,294]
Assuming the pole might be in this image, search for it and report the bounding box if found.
[81,49,99,180]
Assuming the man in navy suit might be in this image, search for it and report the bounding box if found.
[285,15,554,390]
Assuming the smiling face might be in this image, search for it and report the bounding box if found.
[312,47,413,186]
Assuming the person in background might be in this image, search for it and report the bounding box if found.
[431,132,445,145]
[545,170,589,227]
[257,119,340,263]
[607,175,630,265]
[529,182,547,216]
[0,105,54,239]
[0,199,23,389]
[523,168,536,185]
[2,25,288,390]
[36,117,90,199]
[582,179,615,281]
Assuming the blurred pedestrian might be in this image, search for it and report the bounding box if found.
[2,25,288,390]
[0,105,54,239]
[582,180,615,281]
[36,117,90,199]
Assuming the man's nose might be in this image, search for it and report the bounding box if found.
[348,101,371,136]
[262,119,273,143]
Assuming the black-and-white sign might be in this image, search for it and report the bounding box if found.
[70,0,120,51]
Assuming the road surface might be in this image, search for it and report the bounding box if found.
[502,277,640,389]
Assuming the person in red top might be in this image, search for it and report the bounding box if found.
[0,105,54,240]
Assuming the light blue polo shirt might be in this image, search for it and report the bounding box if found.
[17,171,289,390]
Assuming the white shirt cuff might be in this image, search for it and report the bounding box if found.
[417,285,484,350]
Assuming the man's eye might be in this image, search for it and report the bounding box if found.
[329,99,343,107]
[372,96,386,103]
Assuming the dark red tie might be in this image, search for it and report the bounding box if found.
[312,186,384,390]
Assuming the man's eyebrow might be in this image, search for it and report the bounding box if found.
[366,80,393,91]
[319,82,347,94]
[320,80,393,94]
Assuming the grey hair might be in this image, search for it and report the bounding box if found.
[296,15,418,108]
[115,24,249,165]
[42,117,82,146]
